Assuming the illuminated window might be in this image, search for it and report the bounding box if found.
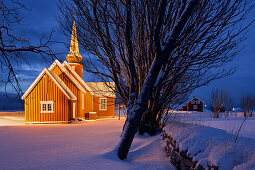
[99,98,107,110]
[193,105,197,110]
[40,101,54,113]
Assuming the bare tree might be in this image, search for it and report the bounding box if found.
[211,88,228,118]
[241,94,255,117]
[58,0,254,159]
[225,97,233,118]
[0,0,54,98]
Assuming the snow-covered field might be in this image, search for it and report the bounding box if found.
[0,111,25,126]
[165,111,255,169]
[0,114,174,170]
[170,111,255,139]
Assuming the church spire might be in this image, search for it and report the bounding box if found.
[66,21,82,63]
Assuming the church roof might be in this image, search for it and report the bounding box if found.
[48,60,87,94]
[86,82,115,97]
[21,68,77,100]
[62,61,94,95]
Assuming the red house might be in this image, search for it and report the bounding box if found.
[182,97,203,112]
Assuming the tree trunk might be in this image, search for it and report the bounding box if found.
[117,115,142,160]
[117,0,198,159]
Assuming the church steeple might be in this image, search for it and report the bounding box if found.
[66,21,82,63]
[66,20,83,79]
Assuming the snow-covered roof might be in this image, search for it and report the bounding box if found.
[48,60,87,94]
[186,97,204,104]
[21,68,77,100]
[86,82,115,97]
[62,61,94,95]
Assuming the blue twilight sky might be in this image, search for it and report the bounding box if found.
[1,0,255,109]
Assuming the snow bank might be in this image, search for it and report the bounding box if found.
[171,111,255,140]
[164,121,255,169]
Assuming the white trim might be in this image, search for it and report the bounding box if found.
[40,101,54,113]
[48,60,87,94]
[82,93,84,110]
[63,61,94,95]
[99,98,107,111]
[22,68,47,100]
[21,68,77,100]
[71,66,75,71]
[193,105,198,110]
[48,70,77,100]
[73,103,76,119]
[48,61,57,71]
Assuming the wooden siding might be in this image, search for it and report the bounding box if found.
[24,72,70,123]
[51,65,83,118]
[69,63,83,79]
[84,92,93,115]
[186,98,203,112]
[93,96,115,118]
[51,64,95,118]
[63,64,93,118]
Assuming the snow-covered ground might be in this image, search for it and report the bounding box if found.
[165,111,255,169]
[170,111,255,139]
[0,111,25,126]
[0,115,174,170]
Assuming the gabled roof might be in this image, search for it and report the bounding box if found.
[86,82,115,97]
[48,60,87,94]
[186,97,204,104]
[62,61,94,95]
[21,68,77,100]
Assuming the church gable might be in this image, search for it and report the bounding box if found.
[48,60,86,94]
[62,61,94,95]
[22,68,76,101]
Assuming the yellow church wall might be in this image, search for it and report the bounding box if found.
[50,64,84,118]
[24,72,69,123]
[84,92,93,114]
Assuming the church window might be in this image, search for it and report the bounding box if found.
[40,101,54,113]
[99,98,107,110]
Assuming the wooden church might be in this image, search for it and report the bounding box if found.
[21,21,115,124]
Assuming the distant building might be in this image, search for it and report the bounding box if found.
[181,97,203,112]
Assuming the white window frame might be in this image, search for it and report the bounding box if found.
[99,98,107,111]
[193,105,198,110]
[196,100,200,104]
[40,101,54,113]
[191,100,195,104]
